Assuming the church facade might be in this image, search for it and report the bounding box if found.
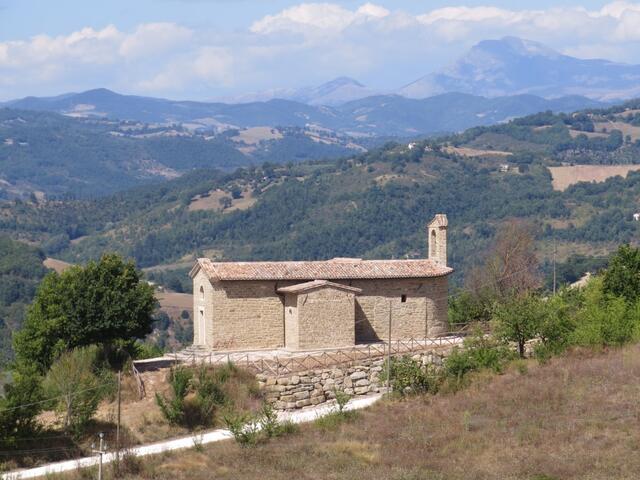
[189,214,452,351]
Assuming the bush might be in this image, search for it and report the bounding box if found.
[155,366,193,427]
[386,356,440,396]
[444,331,514,381]
[223,411,261,447]
[133,342,164,360]
[0,368,43,449]
[155,363,259,430]
[534,291,579,361]
[43,345,112,436]
[570,280,640,347]
[333,388,351,413]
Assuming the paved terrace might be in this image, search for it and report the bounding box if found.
[134,335,465,375]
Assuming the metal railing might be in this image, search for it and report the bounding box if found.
[169,333,467,377]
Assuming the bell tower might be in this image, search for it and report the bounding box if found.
[428,214,448,266]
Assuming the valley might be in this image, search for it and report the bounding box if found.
[3,99,639,278]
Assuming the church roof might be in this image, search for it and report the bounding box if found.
[277,280,362,294]
[190,257,453,282]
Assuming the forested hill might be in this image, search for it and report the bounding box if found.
[0,237,46,366]
[0,108,368,199]
[2,98,640,292]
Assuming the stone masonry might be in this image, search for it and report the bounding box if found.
[190,214,453,352]
[256,350,449,410]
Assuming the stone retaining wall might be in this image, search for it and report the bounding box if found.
[257,350,450,411]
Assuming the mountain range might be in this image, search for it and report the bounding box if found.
[224,36,640,104]
[7,35,640,137]
[2,89,604,138]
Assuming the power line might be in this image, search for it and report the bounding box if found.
[0,381,113,414]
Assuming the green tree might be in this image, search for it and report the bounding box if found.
[603,244,640,303]
[493,294,546,358]
[0,367,44,449]
[14,253,157,373]
[43,346,110,435]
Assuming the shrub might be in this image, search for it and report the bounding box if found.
[387,356,440,396]
[43,345,112,436]
[0,368,43,449]
[155,366,193,426]
[534,291,578,360]
[571,287,640,347]
[333,388,351,413]
[223,411,261,447]
[444,331,514,381]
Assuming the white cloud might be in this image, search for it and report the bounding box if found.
[139,46,234,92]
[119,23,192,59]
[3,2,640,100]
[250,2,389,35]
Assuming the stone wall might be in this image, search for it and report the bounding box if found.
[208,280,299,350]
[257,350,449,411]
[293,287,356,350]
[350,277,449,341]
[193,275,449,351]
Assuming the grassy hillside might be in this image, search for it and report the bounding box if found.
[72,345,640,480]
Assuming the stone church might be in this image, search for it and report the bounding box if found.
[189,214,453,351]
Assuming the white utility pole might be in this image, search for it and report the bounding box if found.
[92,432,107,480]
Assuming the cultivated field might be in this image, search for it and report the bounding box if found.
[156,291,193,318]
[70,345,640,480]
[548,164,640,191]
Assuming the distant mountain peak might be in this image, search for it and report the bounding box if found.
[223,77,374,106]
[475,36,562,59]
[321,77,365,88]
[400,36,640,100]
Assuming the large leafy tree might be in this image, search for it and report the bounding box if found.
[14,254,157,373]
[603,244,640,303]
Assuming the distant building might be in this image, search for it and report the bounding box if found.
[190,215,453,351]
[499,164,510,172]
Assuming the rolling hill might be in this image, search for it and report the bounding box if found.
[3,98,640,286]
[0,109,366,198]
[4,88,604,137]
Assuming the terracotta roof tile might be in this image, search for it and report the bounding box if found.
[277,280,363,294]
[192,257,453,281]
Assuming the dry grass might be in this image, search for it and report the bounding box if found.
[231,127,283,145]
[156,291,193,319]
[188,189,256,212]
[65,345,640,480]
[568,129,609,139]
[548,164,640,191]
[444,146,513,157]
[594,121,640,141]
[43,258,73,273]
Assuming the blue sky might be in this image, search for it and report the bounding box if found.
[1,1,639,100]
